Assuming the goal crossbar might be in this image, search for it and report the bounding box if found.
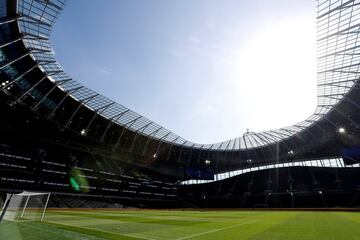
[0,191,51,222]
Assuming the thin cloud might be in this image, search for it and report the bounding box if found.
[189,34,200,44]
[206,17,217,30]
[188,34,242,56]
[98,69,112,75]
[168,48,184,58]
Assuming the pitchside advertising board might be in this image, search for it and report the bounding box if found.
[184,166,214,180]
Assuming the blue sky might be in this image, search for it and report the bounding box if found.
[52,0,317,144]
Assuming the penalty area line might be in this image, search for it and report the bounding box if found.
[45,220,157,240]
[175,220,258,240]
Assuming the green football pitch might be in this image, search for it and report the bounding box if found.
[1,210,360,240]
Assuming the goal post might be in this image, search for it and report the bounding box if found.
[0,191,51,222]
[0,193,13,222]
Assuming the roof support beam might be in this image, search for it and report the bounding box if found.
[0,51,31,71]
[141,127,162,156]
[83,102,115,135]
[99,109,130,142]
[19,13,52,27]
[166,136,180,162]
[112,116,142,151]
[317,0,355,19]
[128,122,153,153]
[33,0,64,11]
[48,86,84,119]
[63,93,99,128]
[0,64,38,92]
[0,35,24,49]
[12,70,62,104]
[31,78,72,110]
[0,15,22,25]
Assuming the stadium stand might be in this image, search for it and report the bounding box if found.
[0,0,360,210]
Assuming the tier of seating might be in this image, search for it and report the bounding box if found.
[178,167,360,208]
[0,143,178,203]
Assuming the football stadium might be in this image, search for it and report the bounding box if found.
[1,0,360,239]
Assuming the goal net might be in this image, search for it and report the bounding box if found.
[0,192,51,222]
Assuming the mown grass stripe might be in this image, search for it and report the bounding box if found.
[175,220,258,240]
[46,220,156,240]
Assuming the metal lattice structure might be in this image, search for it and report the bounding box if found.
[1,0,360,152]
[181,156,356,185]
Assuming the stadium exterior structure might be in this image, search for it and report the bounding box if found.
[1,0,360,208]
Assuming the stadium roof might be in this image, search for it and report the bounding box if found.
[10,0,360,151]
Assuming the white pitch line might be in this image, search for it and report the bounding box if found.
[46,220,157,240]
[50,210,205,221]
[175,220,258,240]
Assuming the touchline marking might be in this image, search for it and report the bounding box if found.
[46,220,156,240]
[175,220,258,240]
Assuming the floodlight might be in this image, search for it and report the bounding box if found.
[338,127,346,134]
[153,153,158,159]
[205,159,211,165]
[80,129,86,136]
[288,150,294,156]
